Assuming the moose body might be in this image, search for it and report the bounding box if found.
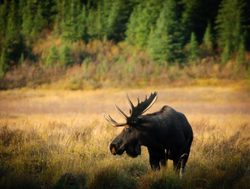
[105,92,193,177]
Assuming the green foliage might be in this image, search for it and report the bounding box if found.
[126,0,161,47]
[19,53,24,65]
[0,0,250,75]
[236,38,246,68]
[181,0,201,42]
[0,51,6,78]
[60,45,73,66]
[216,0,244,55]
[146,0,185,63]
[106,0,131,41]
[147,5,168,63]
[46,45,59,67]
[32,4,46,37]
[62,0,87,42]
[221,41,230,64]
[187,32,200,63]
[163,0,184,63]
[203,22,213,52]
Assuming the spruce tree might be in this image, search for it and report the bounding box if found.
[22,0,33,39]
[86,9,98,38]
[32,4,46,38]
[62,0,82,41]
[216,0,244,61]
[147,5,168,63]
[203,22,213,52]
[236,38,246,69]
[46,45,59,67]
[0,50,6,78]
[77,5,87,41]
[221,41,230,64]
[106,0,130,41]
[60,45,73,66]
[126,0,161,48]
[164,0,184,63]
[147,0,184,63]
[0,1,7,42]
[125,4,141,45]
[187,32,199,63]
[5,0,23,66]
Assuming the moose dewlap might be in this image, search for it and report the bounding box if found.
[105,92,193,177]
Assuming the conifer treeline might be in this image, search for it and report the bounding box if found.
[0,0,249,76]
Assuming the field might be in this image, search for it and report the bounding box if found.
[0,86,250,189]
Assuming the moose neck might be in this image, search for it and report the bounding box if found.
[137,128,163,150]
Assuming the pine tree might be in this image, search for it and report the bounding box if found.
[163,0,184,63]
[22,0,33,39]
[0,50,6,78]
[32,4,46,38]
[126,0,161,47]
[0,1,7,42]
[187,32,199,63]
[125,4,141,45]
[19,53,24,65]
[60,45,73,66]
[203,22,213,52]
[46,45,59,67]
[181,0,201,42]
[221,41,230,64]
[62,0,83,41]
[4,0,23,66]
[236,37,246,68]
[77,5,88,41]
[216,0,244,60]
[147,0,184,63]
[106,0,130,41]
[182,0,222,43]
[147,5,168,63]
[86,9,98,38]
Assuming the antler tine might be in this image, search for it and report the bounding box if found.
[130,91,158,117]
[126,94,134,109]
[142,92,157,114]
[115,105,128,118]
[104,114,127,127]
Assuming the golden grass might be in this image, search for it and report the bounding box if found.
[0,87,249,189]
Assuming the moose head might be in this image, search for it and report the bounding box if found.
[105,92,157,158]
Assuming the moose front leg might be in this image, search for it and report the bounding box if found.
[148,147,165,171]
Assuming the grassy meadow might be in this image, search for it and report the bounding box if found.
[0,86,250,189]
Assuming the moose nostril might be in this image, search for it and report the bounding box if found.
[110,144,117,155]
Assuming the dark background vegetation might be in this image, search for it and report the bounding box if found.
[0,0,250,89]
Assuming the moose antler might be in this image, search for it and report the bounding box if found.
[104,114,127,127]
[127,92,157,117]
[105,92,157,127]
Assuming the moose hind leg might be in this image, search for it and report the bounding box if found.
[179,153,189,178]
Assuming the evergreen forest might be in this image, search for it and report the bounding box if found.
[0,0,250,89]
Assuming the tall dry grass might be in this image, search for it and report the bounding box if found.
[0,87,249,189]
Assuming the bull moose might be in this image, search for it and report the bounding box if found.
[105,92,193,177]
